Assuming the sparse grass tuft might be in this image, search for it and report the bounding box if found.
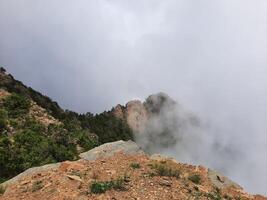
[149,163,180,178]
[32,180,44,192]
[130,162,140,169]
[188,174,201,184]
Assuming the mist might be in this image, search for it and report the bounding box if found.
[1,0,267,195]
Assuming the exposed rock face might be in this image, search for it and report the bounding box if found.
[79,140,144,161]
[29,101,61,126]
[112,104,125,120]
[112,93,176,135]
[112,93,202,153]
[125,100,148,134]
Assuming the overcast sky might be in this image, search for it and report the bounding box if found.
[1,0,267,195]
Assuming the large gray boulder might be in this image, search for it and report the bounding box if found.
[79,140,144,161]
[1,163,60,187]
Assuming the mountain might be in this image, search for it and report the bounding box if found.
[0,67,133,183]
[0,67,266,199]
[0,141,266,200]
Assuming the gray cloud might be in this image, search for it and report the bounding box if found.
[1,0,267,194]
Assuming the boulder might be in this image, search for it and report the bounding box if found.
[1,163,60,187]
[79,140,144,161]
[208,169,242,190]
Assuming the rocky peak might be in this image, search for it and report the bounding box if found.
[144,92,176,115]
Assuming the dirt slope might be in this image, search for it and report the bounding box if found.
[1,152,266,200]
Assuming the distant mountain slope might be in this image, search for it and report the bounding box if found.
[0,67,133,183]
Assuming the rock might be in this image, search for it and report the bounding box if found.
[159,180,172,187]
[66,175,83,182]
[79,140,144,161]
[1,163,60,187]
[112,104,125,120]
[208,169,242,190]
[125,100,148,134]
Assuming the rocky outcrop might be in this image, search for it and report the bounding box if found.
[79,140,144,161]
[208,169,242,190]
[112,104,125,120]
[125,100,148,134]
[1,163,60,187]
[112,93,177,135]
[29,101,61,126]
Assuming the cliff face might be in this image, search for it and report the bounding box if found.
[112,93,176,135]
[0,141,266,200]
[112,101,148,135]
[112,93,200,153]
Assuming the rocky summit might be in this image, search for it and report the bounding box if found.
[0,141,266,200]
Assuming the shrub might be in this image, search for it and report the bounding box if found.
[188,174,201,184]
[130,163,140,169]
[91,181,112,194]
[90,177,127,194]
[3,94,30,118]
[150,163,180,178]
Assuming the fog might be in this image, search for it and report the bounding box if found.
[0,0,267,195]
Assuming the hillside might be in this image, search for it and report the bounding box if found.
[0,67,133,183]
[0,141,266,200]
[0,67,266,199]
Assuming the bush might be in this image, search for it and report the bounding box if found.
[130,163,141,169]
[90,177,126,194]
[188,174,201,184]
[3,94,30,118]
[91,181,112,194]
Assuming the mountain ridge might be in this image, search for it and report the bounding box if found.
[0,67,266,199]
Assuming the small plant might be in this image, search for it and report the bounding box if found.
[90,177,127,194]
[150,163,180,178]
[130,162,140,169]
[0,185,6,195]
[91,181,112,194]
[32,180,44,192]
[188,174,201,184]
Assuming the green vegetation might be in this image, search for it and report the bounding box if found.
[150,162,180,178]
[3,94,30,118]
[90,177,127,194]
[0,109,8,131]
[31,180,44,192]
[0,69,134,184]
[188,174,201,184]
[78,112,133,144]
[130,162,141,169]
